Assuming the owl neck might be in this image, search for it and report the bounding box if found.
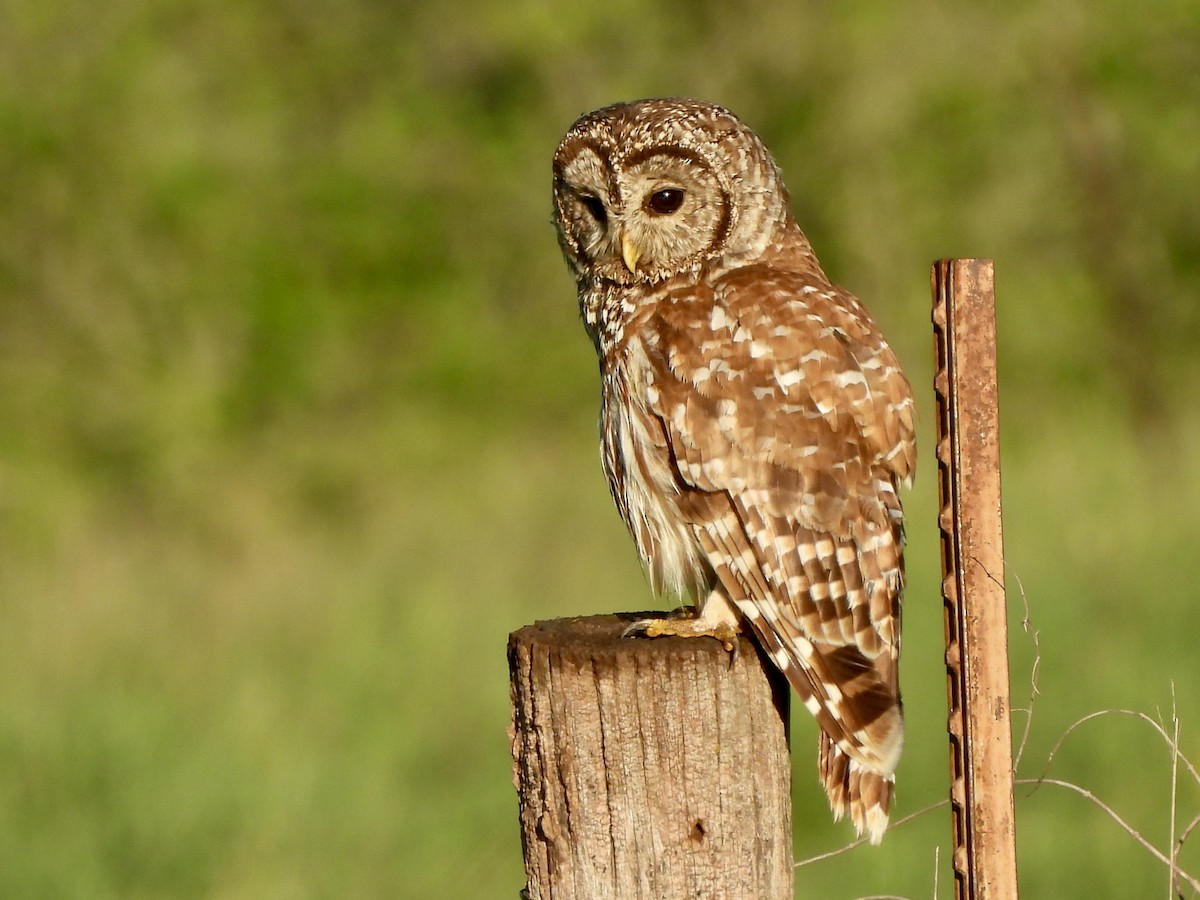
[722,210,830,286]
[578,279,653,360]
[772,227,828,280]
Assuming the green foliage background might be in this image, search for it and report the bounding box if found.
[2,1,1199,896]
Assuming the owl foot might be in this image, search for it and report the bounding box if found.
[622,615,740,655]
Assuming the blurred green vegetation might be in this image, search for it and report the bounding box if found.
[2,0,1199,896]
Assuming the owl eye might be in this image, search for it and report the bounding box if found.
[645,188,685,215]
[578,193,608,227]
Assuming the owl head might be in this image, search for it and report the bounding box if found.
[552,98,796,286]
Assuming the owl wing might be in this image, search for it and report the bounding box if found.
[635,264,915,804]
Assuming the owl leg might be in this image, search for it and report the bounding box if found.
[622,587,742,652]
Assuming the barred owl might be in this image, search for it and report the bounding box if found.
[552,98,915,844]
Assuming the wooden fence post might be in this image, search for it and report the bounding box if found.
[932,258,1021,898]
[509,614,792,899]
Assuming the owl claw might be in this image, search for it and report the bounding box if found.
[620,618,652,639]
[621,617,740,657]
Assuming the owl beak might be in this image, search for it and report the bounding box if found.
[620,233,641,273]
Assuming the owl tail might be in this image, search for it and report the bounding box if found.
[732,596,903,842]
[819,732,895,845]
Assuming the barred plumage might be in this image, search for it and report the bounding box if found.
[553,98,915,843]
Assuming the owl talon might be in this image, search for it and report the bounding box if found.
[621,617,739,656]
[620,619,652,639]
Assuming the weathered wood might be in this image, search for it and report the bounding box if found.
[509,614,792,899]
[931,259,1020,899]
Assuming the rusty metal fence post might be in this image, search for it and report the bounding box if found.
[932,259,1020,898]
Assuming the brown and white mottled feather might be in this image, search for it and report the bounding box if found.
[553,99,915,843]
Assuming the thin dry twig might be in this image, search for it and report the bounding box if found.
[795,575,1200,898]
[1023,690,1200,896]
[1016,776,1200,894]
[1007,584,1200,896]
[1169,686,1181,900]
[1179,813,1200,854]
[848,848,944,900]
[1010,568,1040,771]
[1030,708,1200,790]
[794,799,949,869]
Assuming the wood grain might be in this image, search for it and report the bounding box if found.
[509,614,792,899]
